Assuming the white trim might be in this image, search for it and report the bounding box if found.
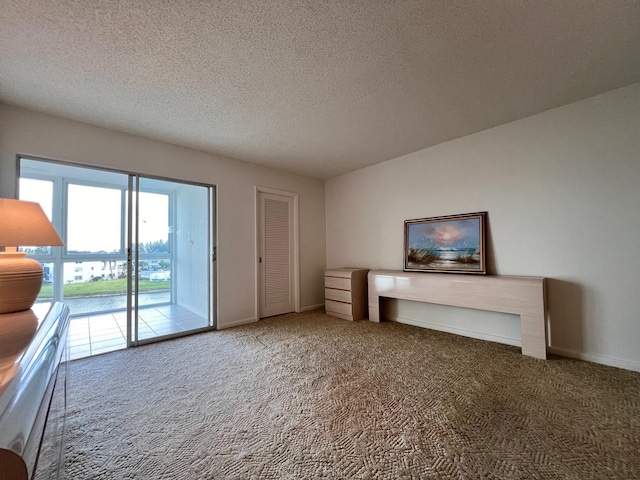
[254,187,260,323]
[549,347,640,373]
[217,317,258,329]
[387,314,522,348]
[211,185,219,330]
[301,303,325,312]
[254,186,300,320]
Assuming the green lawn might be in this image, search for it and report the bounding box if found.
[39,278,170,298]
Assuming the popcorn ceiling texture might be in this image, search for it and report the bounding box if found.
[1,1,640,178]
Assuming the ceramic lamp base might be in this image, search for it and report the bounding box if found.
[0,252,43,314]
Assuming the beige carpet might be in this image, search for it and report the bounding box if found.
[64,309,640,479]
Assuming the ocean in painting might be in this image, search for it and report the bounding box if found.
[432,247,478,262]
[407,246,480,269]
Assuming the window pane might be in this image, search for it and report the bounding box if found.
[62,261,128,315]
[19,178,53,217]
[67,184,123,254]
[18,178,55,255]
[138,192,170,254]
[36,262,56,303]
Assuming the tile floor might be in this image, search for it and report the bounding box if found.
[67,305,209,361]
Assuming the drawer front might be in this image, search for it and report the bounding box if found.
[325,276,351,290]
[325,269,353,279]
[325,299,352,316]
[326,311,354,321]
[325,288,352,303]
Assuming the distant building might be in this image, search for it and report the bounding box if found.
[61,261,124,283]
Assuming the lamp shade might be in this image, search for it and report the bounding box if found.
[0,198,64,314]
[0,198,63,247]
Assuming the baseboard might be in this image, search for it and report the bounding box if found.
[388,314,522,348]
[217,317,257,329]
[301,303,325,312]
[219,307,324,328]
[549,346,640,373]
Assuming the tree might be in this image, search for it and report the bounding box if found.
[139,239,169,254]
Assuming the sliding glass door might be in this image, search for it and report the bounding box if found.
[128,176,214,344]
[19,158,216,353]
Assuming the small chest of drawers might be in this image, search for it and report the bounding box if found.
[324,268,369,321]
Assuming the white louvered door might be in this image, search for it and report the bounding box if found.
[259,192,295,318]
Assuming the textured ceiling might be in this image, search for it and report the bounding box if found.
[1,1,640,179]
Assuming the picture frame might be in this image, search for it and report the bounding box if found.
[404,212,487,274]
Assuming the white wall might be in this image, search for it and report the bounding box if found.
[0,103,326,327]
[326,83,640,372]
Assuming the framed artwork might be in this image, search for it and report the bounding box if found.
[404,212,487,274]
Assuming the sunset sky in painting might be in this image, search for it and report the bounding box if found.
[408,218,480,249]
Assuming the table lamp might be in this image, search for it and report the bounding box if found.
[0,198,64,314]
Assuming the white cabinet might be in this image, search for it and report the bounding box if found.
[0,302,70,480]
[324,268,369,321]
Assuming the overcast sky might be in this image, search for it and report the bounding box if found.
[20,178,168,252]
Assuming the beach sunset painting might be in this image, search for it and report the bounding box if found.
[404,212,486,274]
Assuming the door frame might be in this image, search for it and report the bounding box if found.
[255,186,300,319]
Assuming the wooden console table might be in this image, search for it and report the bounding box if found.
[368,270,547,359]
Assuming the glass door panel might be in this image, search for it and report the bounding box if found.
[19,158,215,355]
[136,190,171,310]
[130,177,213,344]
[63,182,128,316]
